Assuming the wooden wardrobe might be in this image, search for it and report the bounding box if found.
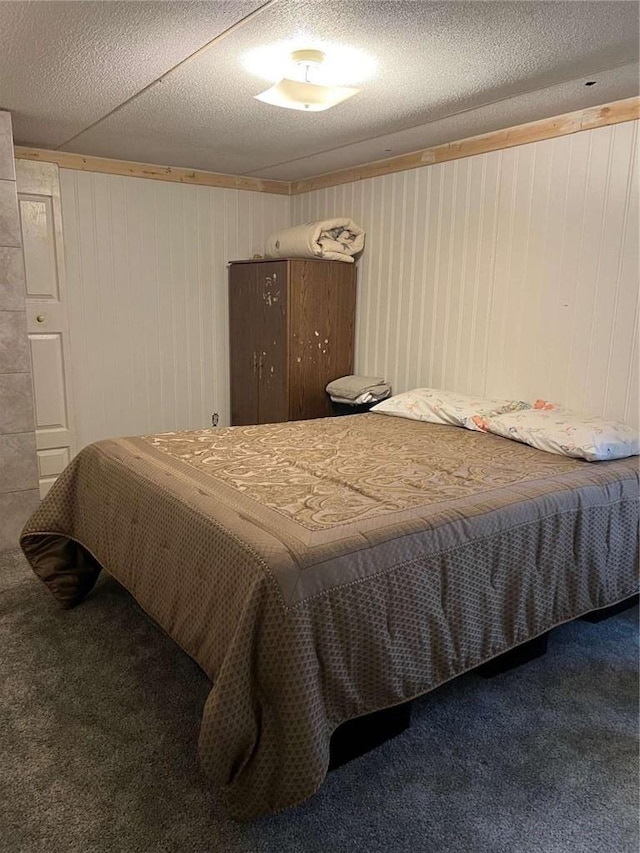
[228,258,357,425]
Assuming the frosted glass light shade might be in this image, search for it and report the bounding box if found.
[254,77,360,111]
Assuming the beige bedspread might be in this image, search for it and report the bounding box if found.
[20,415,639,820]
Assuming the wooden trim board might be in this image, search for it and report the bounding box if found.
[289,96,640,194]
[14,97,638,197]
[12,148,291,195]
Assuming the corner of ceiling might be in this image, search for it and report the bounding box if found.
[13,95,639,200]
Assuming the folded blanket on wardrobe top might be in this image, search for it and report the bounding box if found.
[265,218,365,263]
[326,375,390,401]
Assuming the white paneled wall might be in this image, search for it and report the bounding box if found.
[59,120,639,450]
[293,121,639,428]
[60,170,290,448]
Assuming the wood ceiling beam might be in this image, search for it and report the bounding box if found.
[289,96,640,195]
[11,148,291,195]
[14,97,638,198]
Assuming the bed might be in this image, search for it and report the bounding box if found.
[20,413,639,820]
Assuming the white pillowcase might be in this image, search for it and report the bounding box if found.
[371,388,530,430]
[483,408,640,461]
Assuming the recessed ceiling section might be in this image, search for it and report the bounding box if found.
[2,0,639,179]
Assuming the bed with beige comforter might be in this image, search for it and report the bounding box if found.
[20,414,639,820]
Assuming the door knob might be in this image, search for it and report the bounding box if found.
[36,314,46,324]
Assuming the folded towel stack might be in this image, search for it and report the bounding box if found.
[326,375,391,406]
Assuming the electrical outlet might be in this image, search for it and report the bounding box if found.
[211,413,219,427]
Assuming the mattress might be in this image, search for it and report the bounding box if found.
[20,414,639,820]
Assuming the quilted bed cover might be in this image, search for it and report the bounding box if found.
[20,414,639,820]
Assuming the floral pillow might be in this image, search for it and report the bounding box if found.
[370,388,530,430]
[482,407,640,461]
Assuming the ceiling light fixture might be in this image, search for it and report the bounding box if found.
[254,49,360,112]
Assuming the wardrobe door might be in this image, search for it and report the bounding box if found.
[288,260,356,420]
[257,261,289,425]
[229,264,260,425]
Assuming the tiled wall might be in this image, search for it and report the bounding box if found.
[0,111,39,551]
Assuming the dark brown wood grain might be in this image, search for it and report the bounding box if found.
[288,260,356,420]
[228,263,260,425]
[229,258,356,424]
[256,262,289,425]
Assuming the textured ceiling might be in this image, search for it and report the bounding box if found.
[0,1,265,146]
[1,0,638,180]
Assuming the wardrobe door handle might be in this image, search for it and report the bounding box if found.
[252,352,258,373]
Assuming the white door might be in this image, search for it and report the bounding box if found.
[16,160,75,498]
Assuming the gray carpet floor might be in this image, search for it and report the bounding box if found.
[1,548,638,853]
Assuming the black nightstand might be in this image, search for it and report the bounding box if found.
[330,400,379,416]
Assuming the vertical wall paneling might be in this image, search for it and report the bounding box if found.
[60,170,290,449]
[292,120,639,428]
[60,118,638,451]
